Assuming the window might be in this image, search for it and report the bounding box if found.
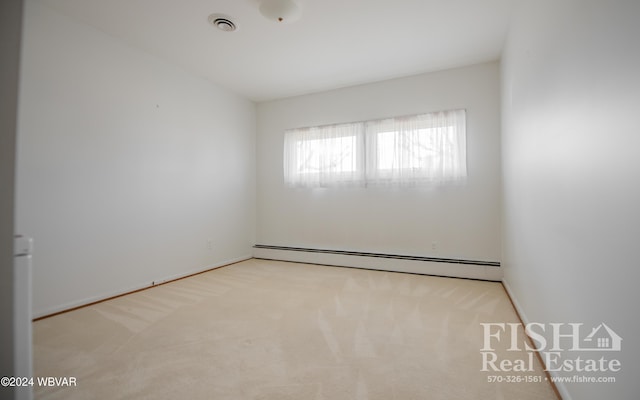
[365,109,467,186]
[283,122,364,187]
[283,109,466,188]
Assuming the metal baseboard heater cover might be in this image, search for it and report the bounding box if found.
[254,244,500,267]
[253,245,502,283]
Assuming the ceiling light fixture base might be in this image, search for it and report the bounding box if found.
[259,0,301,23]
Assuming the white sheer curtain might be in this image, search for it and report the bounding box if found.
[283,109,466,188]
[365,109,466,186]
[283,122,364,187]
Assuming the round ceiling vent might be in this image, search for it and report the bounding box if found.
[208,14,237,32]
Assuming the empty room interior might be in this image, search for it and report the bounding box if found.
[2,0,640,399]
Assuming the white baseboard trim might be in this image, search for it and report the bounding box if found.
[502,278,570,400]
[253,245,502,281]
[33,254,252,319]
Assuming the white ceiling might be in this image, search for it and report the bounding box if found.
[38,0,516,102]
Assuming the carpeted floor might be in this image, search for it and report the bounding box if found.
[33,259,557,399]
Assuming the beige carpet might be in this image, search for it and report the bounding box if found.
[34,259,557,399]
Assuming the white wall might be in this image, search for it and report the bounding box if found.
[257,62,501,263]
[501,1,640,398]
[17,1,256,317]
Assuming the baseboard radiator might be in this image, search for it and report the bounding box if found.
[253,245,502,281]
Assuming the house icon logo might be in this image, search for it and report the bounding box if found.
[581,323,622,351]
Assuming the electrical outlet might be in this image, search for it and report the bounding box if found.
[431,241,439,251]
[207,239,213,250]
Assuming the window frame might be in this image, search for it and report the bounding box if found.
[283,109,466,188]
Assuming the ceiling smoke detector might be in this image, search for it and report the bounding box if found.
[208,14,237,32]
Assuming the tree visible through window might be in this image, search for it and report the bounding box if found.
[295,136,358,174]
